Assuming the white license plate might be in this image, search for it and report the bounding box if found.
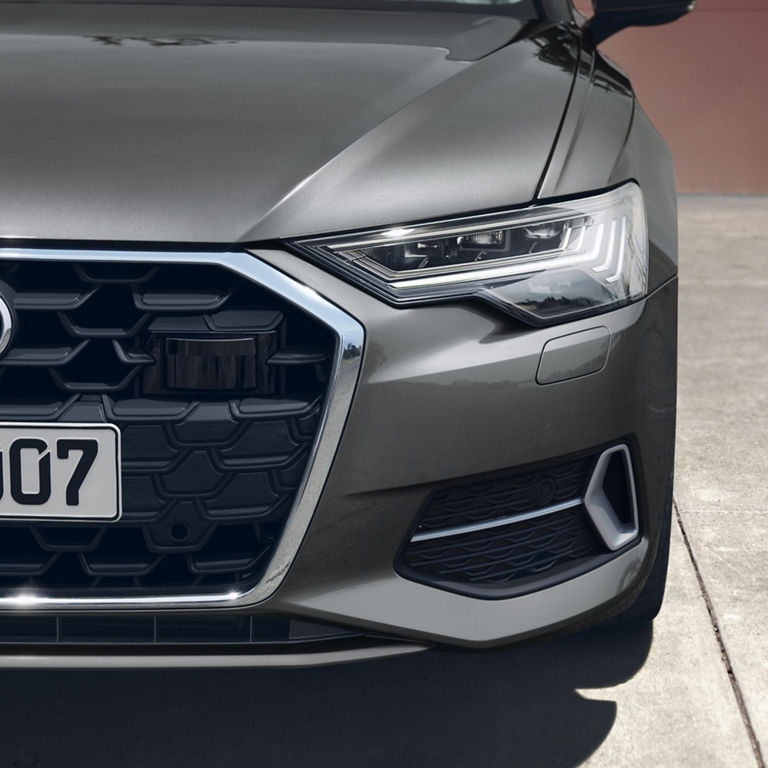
[0,423,121,521]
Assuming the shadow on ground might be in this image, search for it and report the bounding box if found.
[0,623,652,768]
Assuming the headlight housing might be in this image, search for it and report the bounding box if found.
[291,183,648,326]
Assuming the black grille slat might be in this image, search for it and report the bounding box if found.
[132,288,231,312]
[49,364,143,393]
[0,555,53,576]
[14,287,98,311]
[58,308,152,339]
[148,309,284,336]
[105,397,197,421]
[73,263,159,285]
[32,527,104,552]
[0,341,89,366]
[268,347,329,366]
[81,553,158,577]
[0,395,78,421]
[187,547,269,575]
[111,340,155,366]
[0,259,333,597]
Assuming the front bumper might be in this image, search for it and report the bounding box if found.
[0,246,676,664]
[256,247,677,648]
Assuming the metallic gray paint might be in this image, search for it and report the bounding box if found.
[253,246,674,493]
[535,326,610,384]
[0,6,573,244]
[281,540,648,646]
[538,52,634,202]
[538,52,677,290]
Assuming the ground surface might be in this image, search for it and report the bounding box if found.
[0,196,765,767]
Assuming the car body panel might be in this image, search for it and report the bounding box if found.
[0,5,575,244]
[538,49,677,288]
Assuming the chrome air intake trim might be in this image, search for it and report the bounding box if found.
[583,444,640,551]
[409,498,584,543]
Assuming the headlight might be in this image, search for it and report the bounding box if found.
[291,183,648,325]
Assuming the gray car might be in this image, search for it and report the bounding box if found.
[0,0,690,667]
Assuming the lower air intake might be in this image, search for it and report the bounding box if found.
[397,452,636,598]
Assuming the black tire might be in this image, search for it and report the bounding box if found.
[616,499,672,624]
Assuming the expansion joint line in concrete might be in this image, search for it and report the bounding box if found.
[673,499,766,768]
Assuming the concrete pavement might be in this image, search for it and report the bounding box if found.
[0,196,764,767]
[674,196,768,766]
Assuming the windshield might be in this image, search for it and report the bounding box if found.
[7,0,567,20]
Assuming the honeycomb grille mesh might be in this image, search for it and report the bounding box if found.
[0,258,334,595]
[399,458,609,592]
[415,458,589,534]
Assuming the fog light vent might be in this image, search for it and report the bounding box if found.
[584,444,639,551]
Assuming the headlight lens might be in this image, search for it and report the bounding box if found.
[292,183,648,325]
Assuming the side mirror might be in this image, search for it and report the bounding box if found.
[587,0,695,45]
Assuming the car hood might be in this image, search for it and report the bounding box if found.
[0,5,577,244]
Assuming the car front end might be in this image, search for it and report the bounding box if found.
[0,0,680,666]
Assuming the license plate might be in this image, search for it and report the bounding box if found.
[0,423,121,521]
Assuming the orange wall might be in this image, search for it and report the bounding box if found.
[573,1,768,192]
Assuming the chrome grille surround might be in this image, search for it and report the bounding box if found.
[0,247,364,612]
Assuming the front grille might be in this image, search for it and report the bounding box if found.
[0,258,335,596]
[398,457,611,597]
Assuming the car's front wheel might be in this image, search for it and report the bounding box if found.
[616,498,673,624]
